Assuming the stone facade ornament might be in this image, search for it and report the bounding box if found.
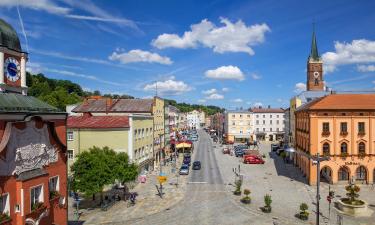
[0,121,58,176]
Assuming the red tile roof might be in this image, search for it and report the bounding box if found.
[72,98,154,113]
[67,115,130,129]
[297,94,375,111]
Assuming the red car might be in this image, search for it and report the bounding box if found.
[243,155,265,164]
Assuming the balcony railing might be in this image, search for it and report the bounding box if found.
[340,131,348,136]
[358,131,365,136]
[322,130,330,136]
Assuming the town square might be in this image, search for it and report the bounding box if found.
[0,1,375,225]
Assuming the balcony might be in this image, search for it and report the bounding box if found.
[26,202,47,221]
[321,130,330,136]
[358,131,365,136]
[340,131,348,136]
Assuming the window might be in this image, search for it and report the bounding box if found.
[67,150,74,159]
[340,122,347,133]
[263,128,265,132]
[356,166,367,180]
[247,115,250,118]
[276,128,279,132]
[67,131,73,141]
[277,115,279,118]
[270,120,272,124]
[270,115,272,118]
[232,122,235,126]
[256,128,259,132]
[358,142,365,154]
[30,185,43,209]
[358,122,365,134]
[338,167,349,181]
[0,194,10,215]
[134,130,137,139]
[232,115,235,118]
[256,120,259,125]
[277,120,279,125]
[263,115,265,118]
[323,143,330,155]
[240,130,243,134]
[263,120,265,125]
[270,128,272,132]
[49,176,59,193]
[341,143,348,154]
[256,115,259,118]
[323,122,330,132]
[240,114,242,118]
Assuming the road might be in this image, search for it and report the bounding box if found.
[125,130,273,225]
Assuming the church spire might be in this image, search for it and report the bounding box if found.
[309,23,320,61]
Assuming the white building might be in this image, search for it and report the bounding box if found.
[251,106,285,141]
[224,110,254,143]
[187,110,204,129]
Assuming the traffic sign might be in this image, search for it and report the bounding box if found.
[158,175,167,184]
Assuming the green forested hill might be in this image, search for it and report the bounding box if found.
[26,72,223,114]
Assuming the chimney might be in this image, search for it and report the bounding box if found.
[268,105,271,109]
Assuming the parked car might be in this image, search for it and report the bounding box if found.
[183,157,191,165]
[192,161,201,170]
[179,164,190,175]
[222,147,230,154]
[191,136,198,142]
[243,155,265,164]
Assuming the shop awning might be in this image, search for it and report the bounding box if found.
[176,141,192,149]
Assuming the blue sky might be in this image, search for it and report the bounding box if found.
[1,0,375,109]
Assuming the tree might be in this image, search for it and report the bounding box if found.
[71,146,117,203]
[114,152,138,184]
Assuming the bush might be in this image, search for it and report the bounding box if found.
[345,184,361,204]
[241,188,251,204]
[0,213,10,222]
[262,194,272,213]
[299,203,309,220]
[234,179,242,195]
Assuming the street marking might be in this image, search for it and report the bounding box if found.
[188,181,208,184]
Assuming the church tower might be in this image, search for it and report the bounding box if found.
[0,19,28,95]
[306,26,324,91]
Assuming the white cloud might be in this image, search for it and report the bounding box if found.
[222,87,229,92]
[0,0,71,14]
[44,68,121,86]
[253,102,263,107]
[357,64,375,72]
[143,78,192,96]
[322,39,375,72]
[246,101,252,105]
[232,98,243,103]
[205,65,245,81]
[276,98,283,103]
[251,73,262,80]
[202,88,217,95]
[198,99,206,103]
[152,18,270,55]
[205,93,224,100]
[109,49,172,65]
[65,14,136,28]
[294,82,306,93]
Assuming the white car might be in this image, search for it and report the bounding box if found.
[179,164,189,175]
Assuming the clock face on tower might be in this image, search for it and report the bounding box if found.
[313,71,320,79]
[4,57,21,82]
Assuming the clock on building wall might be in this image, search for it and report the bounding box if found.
[4,57,21,82]
[313,71,320,79]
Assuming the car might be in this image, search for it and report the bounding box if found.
[192,161,201,170]
[222,147,230,154]
[190,136,198,142]
[183,157,191,165]
[243,155,265,164]
[179,164,190,175]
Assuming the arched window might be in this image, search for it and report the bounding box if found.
[356,166,367,181]
[341,143,348,154]
[338,167,349,181]
[323,143,330,155]
[358,142,365,154]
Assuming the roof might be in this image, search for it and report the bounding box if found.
[0,93,62,113]
[72,98,153,113]
[250,108,284,113]
[309,25,319,61]
[295,90,330,104]
[296,94,375,111]
[68,115,130,129]
[226,110,252,114]
[0,19,22,52]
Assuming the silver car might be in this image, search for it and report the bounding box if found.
[179,164,189,175]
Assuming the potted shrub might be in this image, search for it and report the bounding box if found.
[31,202,45,212]
[233,179,242,196]
[241,189,251,204]
[299,203,309,220]
[262,194,272,213]
[0,213,10,223]
[49,190,60,200]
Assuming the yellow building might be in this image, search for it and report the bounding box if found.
[67,113,154,174]
[152,96,165,166]
[224,110,254,143]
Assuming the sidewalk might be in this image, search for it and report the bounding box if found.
[69,157,189,224]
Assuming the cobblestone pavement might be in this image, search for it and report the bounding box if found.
[214,140,375,225]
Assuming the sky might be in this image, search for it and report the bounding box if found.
[1,0,375,109]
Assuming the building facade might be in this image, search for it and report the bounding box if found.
[0,19,67,225]
[67,114,154,174]
[187,110,202,129]
[251,107,285,141]
[295,94,375,185]
[224,110,254,143]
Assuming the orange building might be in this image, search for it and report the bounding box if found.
[0,19,67,225]
[295,94,375,185]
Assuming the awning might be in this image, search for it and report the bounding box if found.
[176,141,192,149]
